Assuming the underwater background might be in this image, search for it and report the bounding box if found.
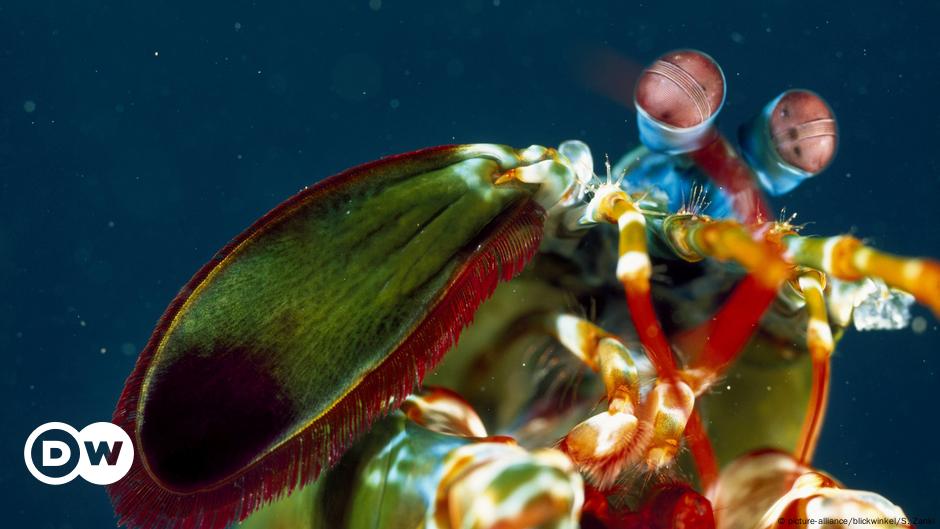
[2,1,938,527]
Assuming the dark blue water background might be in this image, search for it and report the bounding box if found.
[2,1,938,527]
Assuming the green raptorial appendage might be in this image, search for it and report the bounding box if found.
[108,144,576,529]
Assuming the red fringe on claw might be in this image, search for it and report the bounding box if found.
[107,146,546,529]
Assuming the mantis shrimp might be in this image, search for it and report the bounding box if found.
[107,50,937,529]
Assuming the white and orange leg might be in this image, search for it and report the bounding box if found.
[659,215,795,488]
[581,188,711,486]
[666,223,940,476]
[783,234,940,317]
[660,215,793,387]
[588,193,790,482]
[428,441,584,529]
[535,312,644,485]
[402,386,489,438]
[585,188,678,375]
[792,271,834,465]
[408,386,585,529]
[535,312,694,488]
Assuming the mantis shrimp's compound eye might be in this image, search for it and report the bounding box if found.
[740,89,838,195]
[635,50,725,129]
[633,50,726,154]
[769,90,837,174]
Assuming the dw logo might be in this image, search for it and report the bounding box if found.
[24,422,133,485]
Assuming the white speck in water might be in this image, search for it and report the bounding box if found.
[726,385,731,390]
[80,320,87,327]
[154,51,159,57]
[493,0,501,5]
[100,347,107,354]
[234,22,242,31]
[236,154,243,160]
[23,100,36,113]
[107,220,115,228]
[369,0,381,10]
[766,385,772,391]
[912,316,927,334]
[730,32,744,43]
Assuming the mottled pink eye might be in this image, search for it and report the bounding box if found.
[635,50,725,129]
[769,90,837,174]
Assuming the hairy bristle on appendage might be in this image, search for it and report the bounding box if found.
[107,147,546,529]
[560,418,653,489]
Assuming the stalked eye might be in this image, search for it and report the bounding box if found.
[739,89,838,195]
[768,90,837,174]
[633,50,726,154]
[635,50,725,129]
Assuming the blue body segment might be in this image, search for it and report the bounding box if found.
[614,149,737,220]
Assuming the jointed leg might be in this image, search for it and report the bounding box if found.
[538,313,640,414]
[535,312,646,485]
[402,386,489,438]
[784,234,940,316]
[538,311,695,487]
[793,271,834,465]
[585,188,679,376]
[655,214,795,489]
[582,189,712,484]
[661,216,792,388]
[430,441,584,529]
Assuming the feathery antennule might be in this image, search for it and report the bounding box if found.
[775,207,806,233]
[579,152,643,212]
[678,184,712,216]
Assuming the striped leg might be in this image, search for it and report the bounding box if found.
[402,386,489,438]
[535,312,646,486]
[660,215,792,388]
[585,188,678,376]
[793,271,834,465]
[539,313,641,414]
[659,215,794,490]
[429,442,584,529]
[583,189,712,484]
[539,312,696,486]
[783,234,940,317]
